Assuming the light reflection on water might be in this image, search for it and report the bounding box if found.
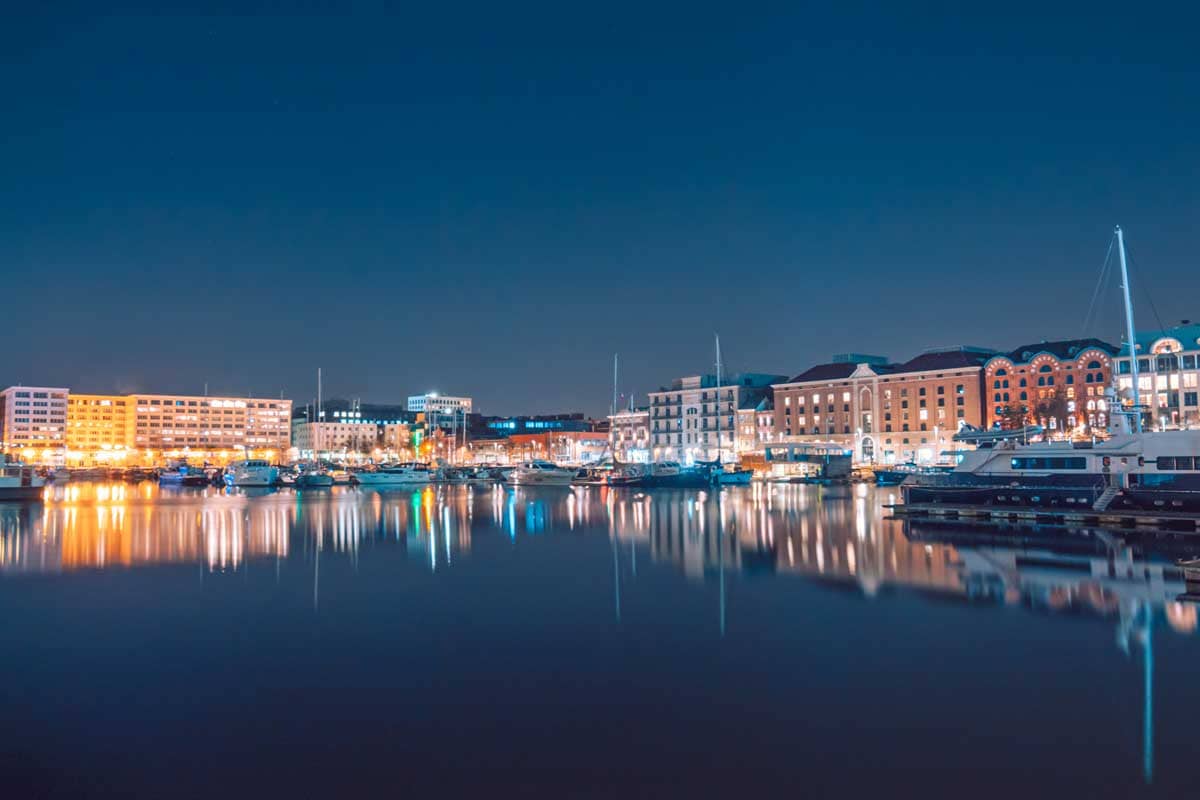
[3,481,1195,641]
[0,481,1197,794]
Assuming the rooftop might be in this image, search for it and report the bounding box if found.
[997,338,1119,364]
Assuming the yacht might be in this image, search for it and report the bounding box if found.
[608,461,712,489]
[295,466,334,488]
[875,462,954,486]
[158,463,209,487]
[901,424,1200,513]
[224,459,279,488]
[903,227,1200,516]
[508,461,576,486]
[0,458,46,501]
[353,462,433,487]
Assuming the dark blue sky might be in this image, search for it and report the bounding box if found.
[4,3,1198,415]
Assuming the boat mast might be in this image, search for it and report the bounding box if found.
[714,333,722,464]
[612,353,618,417]
[1116,226,1143,433]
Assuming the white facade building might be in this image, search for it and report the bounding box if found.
[0,386,69,453]
[608,409,650,462]
[407,393,472,415]
[1115,322,1200,429]
[648,374,783,463]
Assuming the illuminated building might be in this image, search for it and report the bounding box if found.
[1114,322,1200,429]
[507,431,609,464]
[0,385,69,453]
[66,394,130,453]
[292,419,382,454]
[407,393,472,415]
[649,373,785,463]
[127,393,291,452]
[608,408,650,462]
[984,338,1117,434]
[773,348,992,464]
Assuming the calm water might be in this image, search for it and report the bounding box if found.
[1,481,1197,798]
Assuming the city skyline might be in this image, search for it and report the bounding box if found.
[5,6,1200,416]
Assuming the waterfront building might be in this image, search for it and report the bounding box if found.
[772,348,992,464]
[608,408,650,463]
[1114,321,1200,429]
[66,394,131,454]
[649,373,785,463]
[0,386,69,454]
[291,419,381,454]
[983,338,1118,434]
[127,394,292,455]
[483,413,593,435]
[507,431,609,464]
[753,397,776,445]
[290,401,417,457]
[407,393,472,415]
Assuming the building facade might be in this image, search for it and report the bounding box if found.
[1115,322,1200,429]
[608,408,650,462]
[649,374,785,464]
[772,349,992,464]
[126,394,292,454]
[407,393,472,415]
[66,394,131,453]
[983,338,1117,435]
[0,386,69,453]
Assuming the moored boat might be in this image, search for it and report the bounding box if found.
[0,458,46,501]
[224,459,280,488]
[354,462,433,487]
[509,460,576,486]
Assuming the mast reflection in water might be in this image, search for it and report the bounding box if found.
[0,481,1196,797]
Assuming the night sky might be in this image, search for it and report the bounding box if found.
[4,4,1198,415]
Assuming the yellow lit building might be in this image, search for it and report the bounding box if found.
[127,393,292,455]
[66,394,131,453]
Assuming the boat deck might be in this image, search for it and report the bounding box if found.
[889,502,1200,532]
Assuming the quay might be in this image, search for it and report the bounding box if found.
[889,502,1200,532]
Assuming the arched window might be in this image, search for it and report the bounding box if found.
[994,393,1001,402]
[1020,391,1027,401]
[1003,393,1010,401]
[995,368,1008,376]
[1066,374,1074,385]
[1087,360,1102,369]
[1019,378,1027,387]
[993,380,1001,389]
[1085,374,1093,383]
[1037,377,1045,387]
[1038,364,1053,373]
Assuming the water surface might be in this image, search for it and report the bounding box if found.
[1,482,1196,798]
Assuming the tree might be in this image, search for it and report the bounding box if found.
[998,402,1028,430]
[1034,388,1071,437]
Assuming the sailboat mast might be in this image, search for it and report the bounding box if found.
[612,353,618,417]
[714,333,722,464]
[1116,226,1143,433]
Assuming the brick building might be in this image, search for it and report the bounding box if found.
[983,338,1117,436]
[772,348,993,464]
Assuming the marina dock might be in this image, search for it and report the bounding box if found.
[889,502,1200,532]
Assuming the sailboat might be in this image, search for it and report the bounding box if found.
[902,226,1200,513]
[296,368,334,487]
[704,334,753,486]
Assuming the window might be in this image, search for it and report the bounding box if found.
[1011,456,1087,470]
[1157,457,1197,470]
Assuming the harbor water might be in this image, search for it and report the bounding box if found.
[1,482,1198,798]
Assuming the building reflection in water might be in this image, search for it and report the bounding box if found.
[1,480,1197,782]
[0,482,482,577]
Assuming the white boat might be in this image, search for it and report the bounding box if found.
[508,460,576,486]
[0,458,46,501]
[224,459,279,487]
[354,462,433,487]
